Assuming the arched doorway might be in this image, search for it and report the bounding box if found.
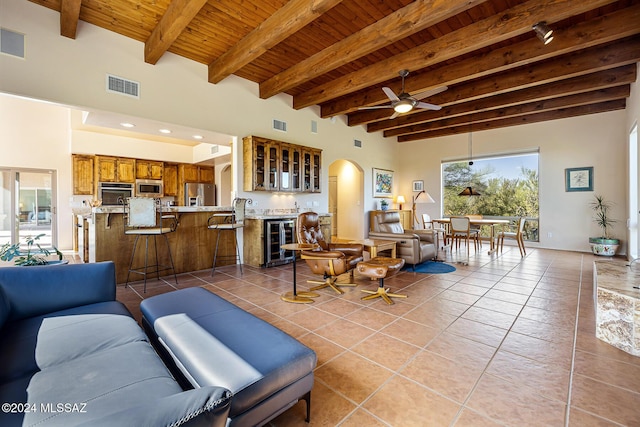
[328,160,365,240]
[219,164,232,206]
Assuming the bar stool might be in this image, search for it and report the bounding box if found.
[207,198,249,275]
[123,197,178,292]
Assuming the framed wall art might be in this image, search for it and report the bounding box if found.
[565,167,593,192]
[373,168,393,197]
[412,180,424,192]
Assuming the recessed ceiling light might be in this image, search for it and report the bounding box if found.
[120,122,135,128]
[159,129,172,134]
[193,135,204,140]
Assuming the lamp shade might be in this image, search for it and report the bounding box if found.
[396,195,406,209]
[458,186,481,196]
[414,190,435,204]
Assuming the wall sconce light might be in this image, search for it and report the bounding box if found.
[396,195,406,210]
[533,21,554,45]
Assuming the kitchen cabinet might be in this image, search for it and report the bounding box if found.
[163,163,178,196]
[199,166,214,183]
[369,209,412,231]
[72,154,94,195]
[243,135,321,193]
[94,156,135,183]
[180,164,214,183]
[136,160,163,179]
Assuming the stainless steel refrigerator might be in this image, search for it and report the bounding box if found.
[184,183,215,206]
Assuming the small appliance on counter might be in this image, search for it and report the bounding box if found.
[184,183,215,206]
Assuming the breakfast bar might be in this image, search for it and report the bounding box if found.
[86,206,235,284]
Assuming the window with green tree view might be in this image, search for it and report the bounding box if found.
[442,152,539,242]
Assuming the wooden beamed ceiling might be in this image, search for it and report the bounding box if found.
[38,0,640,142]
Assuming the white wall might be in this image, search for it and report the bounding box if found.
[328,159,364,240]
[397,111,628,253]
[626,63,640,259]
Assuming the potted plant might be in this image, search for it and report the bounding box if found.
[589,195,620,256]
[380,199,389,211]
[0,234,66,266]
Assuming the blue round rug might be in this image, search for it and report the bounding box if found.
[402,261,456,274]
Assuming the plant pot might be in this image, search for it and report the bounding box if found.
[589,237,620,256]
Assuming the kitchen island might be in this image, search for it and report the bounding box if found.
[85,205,235,284]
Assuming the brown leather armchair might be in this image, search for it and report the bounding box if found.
[297,212,364,294]
[369,211,437,268]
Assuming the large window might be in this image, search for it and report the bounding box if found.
[442,152,539,241]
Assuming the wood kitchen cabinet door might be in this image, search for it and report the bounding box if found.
[95,156,135,183]
[163,163,178,196]
[199,166,214,183]
[136,160,163,179]
[72,154,94,195]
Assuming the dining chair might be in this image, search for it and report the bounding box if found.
[422,213,446,247]
[498,217,527,257]
[449,216,480,258]
[466,214,483,248]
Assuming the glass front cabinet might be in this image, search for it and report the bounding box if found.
[243,135,321,193]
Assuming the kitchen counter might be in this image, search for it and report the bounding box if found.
[94,205,231,214]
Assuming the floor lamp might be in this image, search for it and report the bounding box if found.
[412,190,435,228]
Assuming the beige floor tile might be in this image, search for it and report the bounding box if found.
[426,331,496,370]
[567,407,622,426]
[297,332,345,368]
[486,350,571,402]
[466,373,567,426]
[500,331,574,370]
[461,306,516,330]
[573,350,640,393]
[351,333,420,371]
[453,408,507,426]
[314,351,393,404]
[473,296,524,316]
[446,317,508,348]
[364,375,461,426]
[379,318,441,348]
[314,318,374,349]
[339,408,388,427]
[401,349,484,403]
[344,307,398,331]
[570,374,640,426]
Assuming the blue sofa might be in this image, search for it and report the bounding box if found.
[0,262,231,427]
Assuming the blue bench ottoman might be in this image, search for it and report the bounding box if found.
[140,287,316,426]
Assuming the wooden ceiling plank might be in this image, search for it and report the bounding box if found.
[385,85,630,137]
[397,99,626,141]
[207,0,344,84]
[60,0,82,39]
[259,0,488,99]
[294,0,620,110]
[377,66,638,135]
[349,36,640,126]
[144,0,209,65]
[324,3,640,117]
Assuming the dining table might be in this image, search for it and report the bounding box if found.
[432,217,511,255]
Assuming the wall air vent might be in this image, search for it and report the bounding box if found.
[354,139,362,148]
[210,145,219,155]
[1,28,25,58]
[106,74,140,98]
[272,119,287,132]
[311,120,318,134]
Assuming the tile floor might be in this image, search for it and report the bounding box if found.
[111,246,640,426]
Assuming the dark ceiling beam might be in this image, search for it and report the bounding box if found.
[258,0,487,99]
[349,36,640,127]
[209,0,343,84]
[293,0,620,110]
[380,67,637,137]
[386,85,629,137]
[59,0,82,39]
[145,0,209,65]
[397,100,626,141]
[323,3,640,118]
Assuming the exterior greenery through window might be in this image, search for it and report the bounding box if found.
[442,152,539,242]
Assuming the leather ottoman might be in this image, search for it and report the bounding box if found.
[357,256,406,304]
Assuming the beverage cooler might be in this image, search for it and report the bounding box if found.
[264,219,296,267]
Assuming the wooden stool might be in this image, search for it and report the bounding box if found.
[357,257,406,304]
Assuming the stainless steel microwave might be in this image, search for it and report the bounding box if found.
[136,179,163,197]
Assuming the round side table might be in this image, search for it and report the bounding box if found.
[280,243,320,304]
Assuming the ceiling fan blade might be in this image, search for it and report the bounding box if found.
[389,111,400,120]
[382,87,400,102]
[412,85,448,100]
[416,101,442,111]
[358,105,393,110]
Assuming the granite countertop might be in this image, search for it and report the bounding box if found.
[93,206,232,214]
[594,259,640,298]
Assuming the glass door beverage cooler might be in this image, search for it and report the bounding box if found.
[264,219,295,267]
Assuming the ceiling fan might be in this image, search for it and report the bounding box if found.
[359,69,447,119]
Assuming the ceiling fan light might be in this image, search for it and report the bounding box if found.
[533,21,553,44]
[393,100,413,113]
